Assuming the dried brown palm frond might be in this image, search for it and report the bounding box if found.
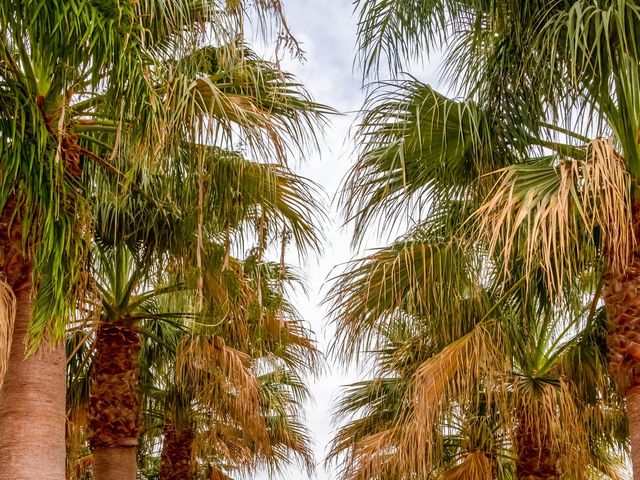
[341,428,399,480]
[206,465,234,480]
[474,138,632,295]
[65,452,93,480]
[187,364,316,477]
[331,321,505,480]
[0,275,16,390]
[196,421,255,468]
[175,335,264,434]
[65,321,96,474]
[393,321,506,476]
[182,253,253,333]
[171,335,276,475]
[249,312,319,373]
[440,451,494,480]
[511,375,590,478]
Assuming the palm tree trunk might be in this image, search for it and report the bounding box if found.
[514,410,557,480]
[0,202,66,480]
[88,321,142,480]
[603,254,640,479]
[0,286,66,480]
[92,447,138,479]
[160,423,196,480]
[627,387,640,479]
[603,203,640,479]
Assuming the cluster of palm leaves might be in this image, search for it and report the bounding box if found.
[0,1,331,479]
[64,146,324,479]
[327,1,640,479]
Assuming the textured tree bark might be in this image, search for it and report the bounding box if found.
[627,387,640,480]
[0,287,66,480]
[602,203,640,479]
[93,447,138,480]
[88,321,142,480]
[0,199,66,480]
[159,423,196,480]
[514,410,558,480]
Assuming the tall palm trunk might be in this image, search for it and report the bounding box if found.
[603,203,640,479]
[514,410,558,480]
[160,423,196,480]
[88,321,142,480]
[0,204,66,480]
[0,287,66,480]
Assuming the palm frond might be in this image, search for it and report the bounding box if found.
[163,44,333,161]
[392,321,505,477]
[343,79,507,243]
[328,230,481,362]
[0,276,16,389]
[475,138,632,295]
[354,0,451,76]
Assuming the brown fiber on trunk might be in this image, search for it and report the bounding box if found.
[159,423,196,480]
[602,255,640,394]
[514,412,558,480]
[627,387,640,479]
[602,203,640,479]
[88,321,142,480]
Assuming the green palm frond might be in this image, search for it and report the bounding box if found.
[354,0,451,76]
[0,0,328,347]
[328,226,482,362]
[162,44,333,161]
[0,1,202,343]
[184,146,326,255]
[343,79,509,243]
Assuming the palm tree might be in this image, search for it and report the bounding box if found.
[78,35,329,475]
[67,249,320,480]
[327,228,627,479]
[345,1,640,474]
[153,256,319,479]
[86,241,186,479]
[0,2,224,477]
[156,367,316,480]
[65,135,324,479]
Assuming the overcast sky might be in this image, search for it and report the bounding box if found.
[256,3,361,478]
[253,2,437,478]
